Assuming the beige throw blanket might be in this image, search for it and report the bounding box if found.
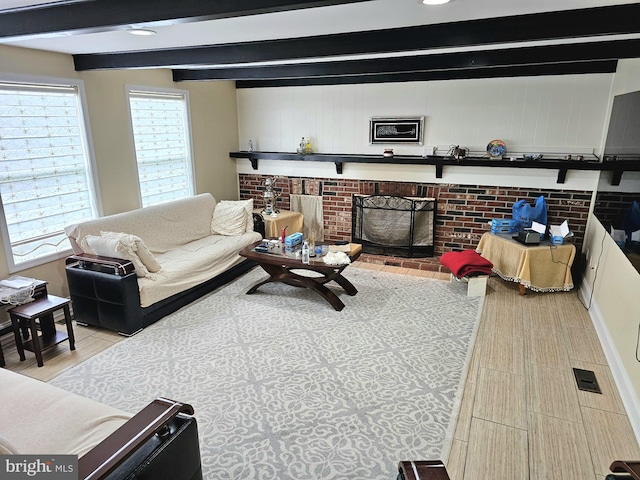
[290,194,324,241]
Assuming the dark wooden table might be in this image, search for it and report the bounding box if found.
[239,241,362,311]
[10,294,75,367]
[0,280,48,367]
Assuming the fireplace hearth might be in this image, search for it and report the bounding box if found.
[352,194,436,258]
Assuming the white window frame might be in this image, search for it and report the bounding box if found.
[0,74,102,273]
[125,85,196,208]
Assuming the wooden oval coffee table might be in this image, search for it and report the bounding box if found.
[239,241,362,311]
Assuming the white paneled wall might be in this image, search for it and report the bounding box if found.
[237,74,614,157]
[583,59,640,443]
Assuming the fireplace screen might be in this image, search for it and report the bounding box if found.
[352,195,436,258]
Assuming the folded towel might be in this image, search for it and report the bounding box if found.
[440,250,493,279]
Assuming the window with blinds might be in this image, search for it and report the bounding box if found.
[128,89,195,207]
[0,80,99,271]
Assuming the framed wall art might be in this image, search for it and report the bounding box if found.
[369,116,424,145]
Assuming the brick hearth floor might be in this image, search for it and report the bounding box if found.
[359,252,445,272]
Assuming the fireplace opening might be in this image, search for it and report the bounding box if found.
[351,194,436,258]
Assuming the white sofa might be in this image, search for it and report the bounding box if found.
[0,368,203,479]
[64,193,262,335]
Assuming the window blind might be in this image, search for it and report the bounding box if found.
[128,90,194,207]
[0,82,97,267]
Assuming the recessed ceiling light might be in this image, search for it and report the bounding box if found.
[128,28,156,36]
[422,0,450,4]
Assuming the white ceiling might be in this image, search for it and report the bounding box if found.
[1,0,639,58]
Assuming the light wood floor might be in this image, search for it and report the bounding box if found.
[2,262,639,479]
[0,315,124,382]
[445,275,640,480]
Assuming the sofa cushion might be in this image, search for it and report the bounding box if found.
[0,368,131,456]
[101,231,161,272]
[81,234,151,278]
[211,200,253,236]
[137,230,261,307]
[65,193,217,254]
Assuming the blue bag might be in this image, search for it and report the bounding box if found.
[512,196,547,231]
[622,200,640,246]
[622,200,640,235]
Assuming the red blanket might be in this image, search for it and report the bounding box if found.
[440,250,493,279]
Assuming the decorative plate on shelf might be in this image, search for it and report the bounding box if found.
[487,139,506,158]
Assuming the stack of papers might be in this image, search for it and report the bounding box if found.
[530,221,546,235]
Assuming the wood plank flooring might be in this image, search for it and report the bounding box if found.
[444,271,640,480]
[0,314,123,382]
[1,263,638,479]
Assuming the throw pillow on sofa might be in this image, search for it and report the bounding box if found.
[100,231,161,273]
[211,199,253,236]
[80,234,151,278]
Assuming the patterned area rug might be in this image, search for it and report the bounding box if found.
[51,267,482,479]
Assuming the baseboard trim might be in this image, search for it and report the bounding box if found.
[581,280,640,443]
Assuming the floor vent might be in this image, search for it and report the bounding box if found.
[573,368,602,394]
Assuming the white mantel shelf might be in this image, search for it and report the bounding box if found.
[230,151,639,185]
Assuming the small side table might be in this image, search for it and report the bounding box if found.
[253,209,304,238]
[0,279,47,368]
[10,295,75,367]
[476,232,576,294]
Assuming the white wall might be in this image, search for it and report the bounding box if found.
[0,44,240,296]
[583,58,640,440]
[234,157,602,192]
[236,74,612,190]
[584,217,640,439]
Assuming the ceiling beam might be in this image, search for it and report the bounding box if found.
[173,39,640,81]
[73,4,640,71]
[233,60,618,88]
[0,0,372,39]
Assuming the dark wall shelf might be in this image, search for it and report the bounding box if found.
[230,151,640,185]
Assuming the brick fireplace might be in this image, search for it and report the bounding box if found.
[239,174,592,272]
[352,194,436,258]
